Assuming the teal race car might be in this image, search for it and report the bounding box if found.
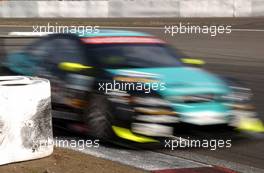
[2,30,263,144]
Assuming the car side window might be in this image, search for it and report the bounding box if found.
[26,39,52,61]
[48,38,87,65]
[26,36,87,65]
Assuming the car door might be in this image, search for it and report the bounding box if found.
[38,34,94,108]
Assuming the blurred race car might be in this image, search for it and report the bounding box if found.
[1,30,262,144]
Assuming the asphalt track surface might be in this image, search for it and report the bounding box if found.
[0,18,264,173]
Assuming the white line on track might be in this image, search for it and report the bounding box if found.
[54,137,264,173]
[55,138,209,171]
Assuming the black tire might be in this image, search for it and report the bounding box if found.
[83,94,114,140]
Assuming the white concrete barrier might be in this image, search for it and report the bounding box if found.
[109,0,263,17]
[234,0,252,17]
[0,1,109,18]
[0,76,53,165]
[179,0,233,17]
[37,1,108,18]
[109,0,180,17]
[0,0,263,17]
[0,1,39,18]
[252,0,264,16]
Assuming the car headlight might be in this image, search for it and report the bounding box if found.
[167,95,215,103]
[131,97,170,107]
[113,76,158,83]
[221,86,252,102]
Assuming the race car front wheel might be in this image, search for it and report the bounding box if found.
[83,94,114,140]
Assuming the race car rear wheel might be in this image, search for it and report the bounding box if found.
[83,94,114,140]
